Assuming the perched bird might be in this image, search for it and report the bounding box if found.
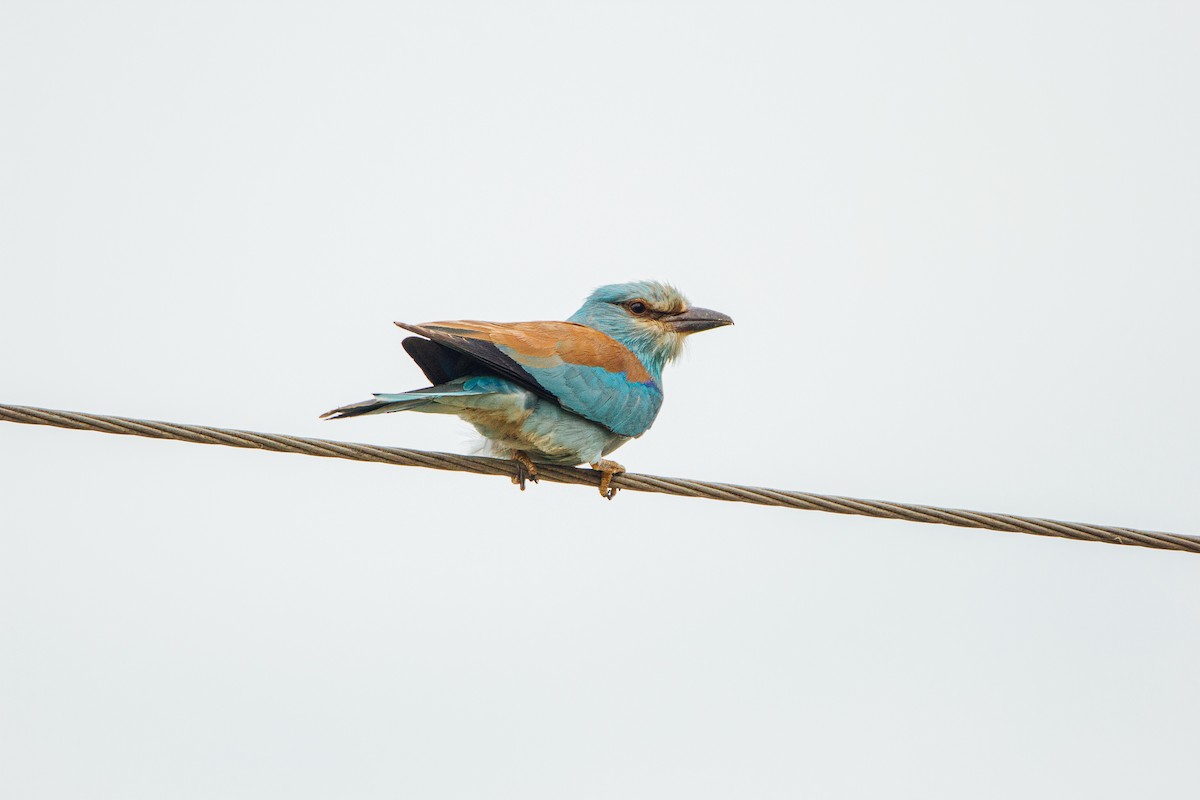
[322,281,733,498]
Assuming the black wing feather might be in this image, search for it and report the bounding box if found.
[401,337,483,386]
[396,323,560,404]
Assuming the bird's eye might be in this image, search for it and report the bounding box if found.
[627,301,648,315]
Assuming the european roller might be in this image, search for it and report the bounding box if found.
[322,281,733,498]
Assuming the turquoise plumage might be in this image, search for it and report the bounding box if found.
[322,281,733,497]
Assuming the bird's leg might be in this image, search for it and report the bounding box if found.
[589,459,626,500]
[511,450,540,491]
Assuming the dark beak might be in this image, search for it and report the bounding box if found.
[664,306,734,333]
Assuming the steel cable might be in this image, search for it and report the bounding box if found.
[2,402,1196,555]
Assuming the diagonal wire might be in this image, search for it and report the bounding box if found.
[1,402,1196,555]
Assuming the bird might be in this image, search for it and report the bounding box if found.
[321,281,733,498]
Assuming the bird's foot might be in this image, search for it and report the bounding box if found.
[511,451,540,491]
[590,459,626,500]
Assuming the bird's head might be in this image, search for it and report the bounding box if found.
[567,281,733,377]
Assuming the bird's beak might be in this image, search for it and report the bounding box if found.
[664,306,734,333]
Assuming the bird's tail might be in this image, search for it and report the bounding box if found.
[320,386,488,420]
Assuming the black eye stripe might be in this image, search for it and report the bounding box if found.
[614,299,672,319]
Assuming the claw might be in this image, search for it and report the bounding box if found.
[590,459,626,500]
[511,451,540,491]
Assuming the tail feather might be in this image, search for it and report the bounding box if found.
[319,396,414,420]
[320,386,489,420]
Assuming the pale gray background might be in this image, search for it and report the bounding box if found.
[2,2,1198,798]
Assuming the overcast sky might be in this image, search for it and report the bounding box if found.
[2,2,1199,798]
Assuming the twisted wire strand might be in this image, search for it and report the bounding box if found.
[2,402,1196,555]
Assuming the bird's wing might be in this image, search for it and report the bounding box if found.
[396,320,663,437]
